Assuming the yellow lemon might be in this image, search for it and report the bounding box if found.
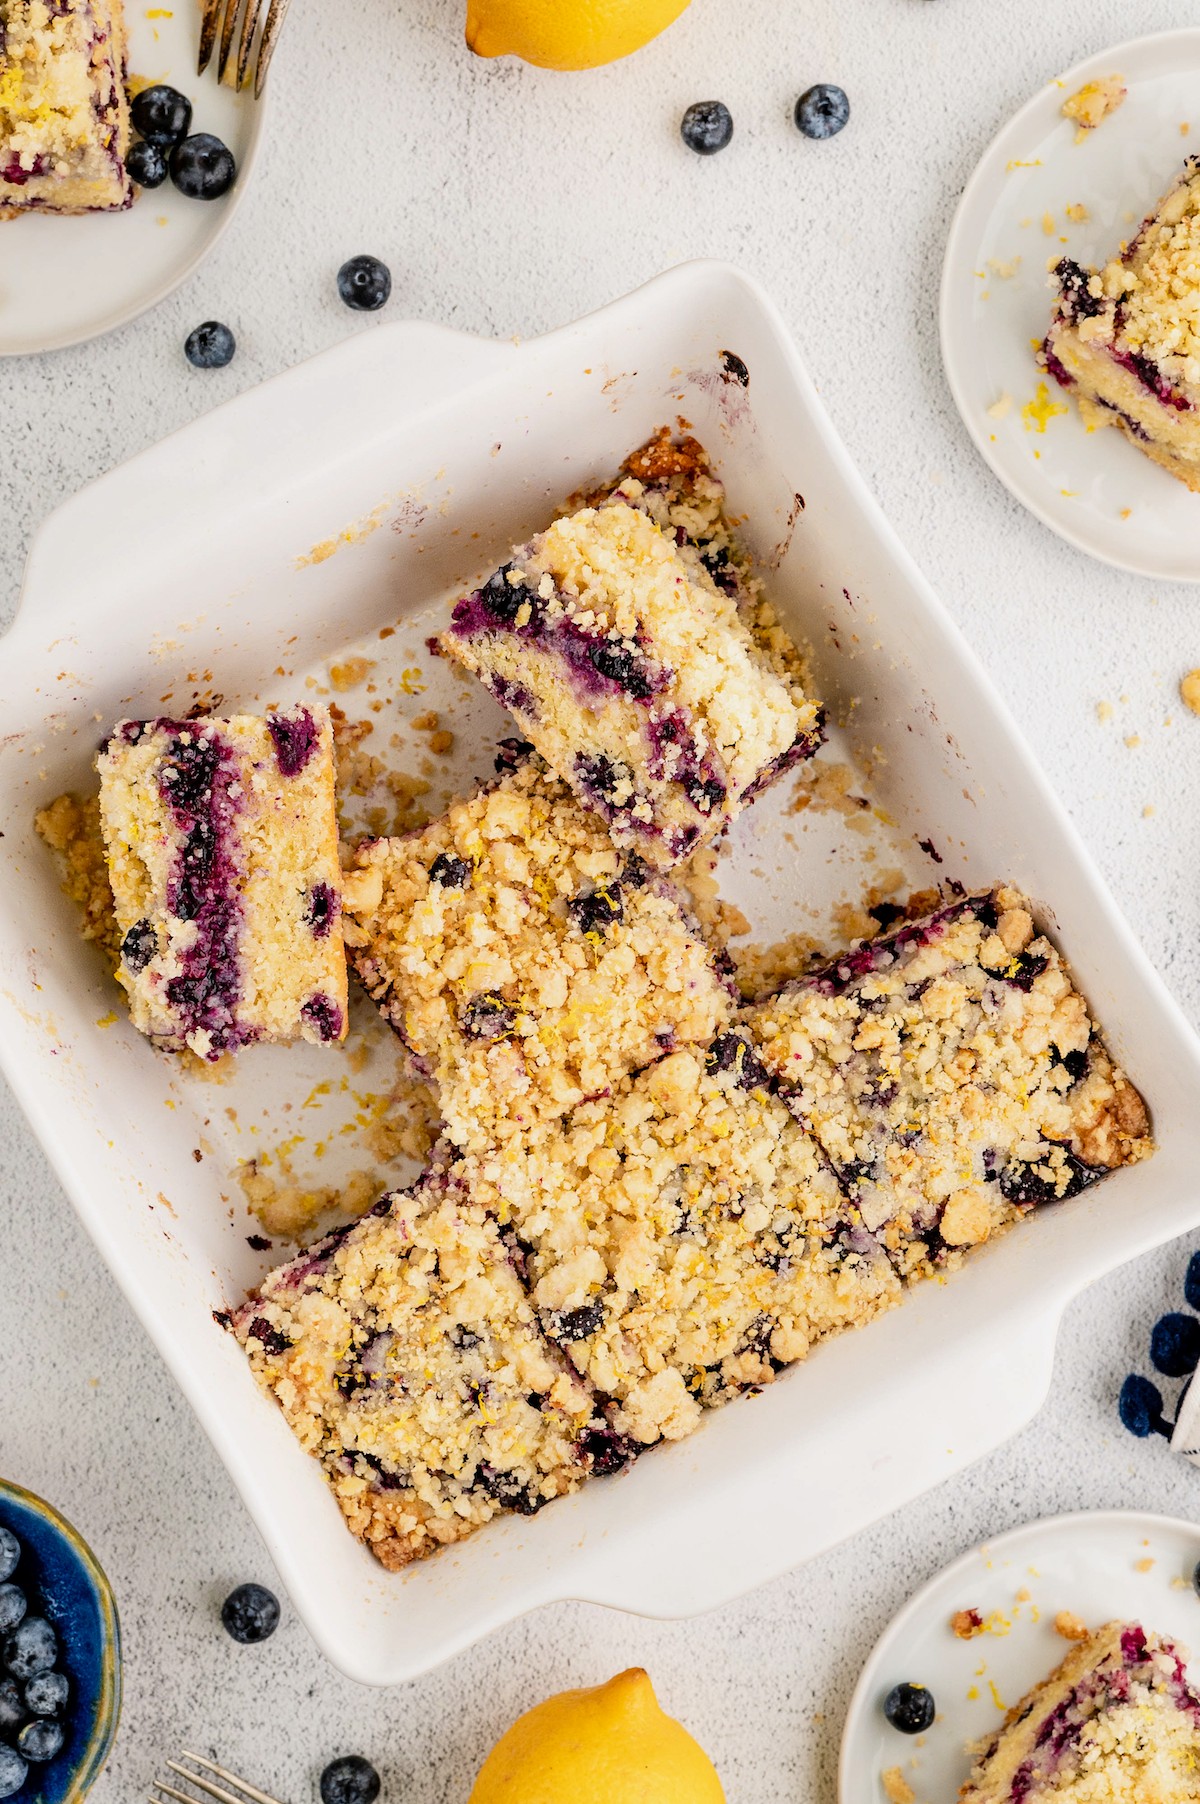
[465,0,691,71]
[468,1667,726,1804]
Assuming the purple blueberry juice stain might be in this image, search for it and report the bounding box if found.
[485,673,539,719]
[301,992,343,1041]
[267,706,319,776]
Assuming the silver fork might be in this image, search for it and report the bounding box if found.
[196,0,292,97]
[149,1749,286,1804]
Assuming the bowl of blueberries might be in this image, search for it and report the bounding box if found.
[0,1482,120,1803]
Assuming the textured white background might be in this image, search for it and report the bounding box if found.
[6,1,1200,1799]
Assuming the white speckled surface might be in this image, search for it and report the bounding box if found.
[5,1,1200,1798]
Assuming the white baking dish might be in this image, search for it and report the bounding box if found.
[3,262,1199,1687]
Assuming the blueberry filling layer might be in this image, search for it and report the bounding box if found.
[266,706,319,777]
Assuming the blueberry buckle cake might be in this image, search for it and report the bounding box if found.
[0,0,132,216]
[97,708,347,1059]
[439,499,823,866]
[233,1167,634,1570]
[1042,160,1200,490]
[960,1620,1200,1801]
[747,887,1151,1279]
[343,750,732,1152]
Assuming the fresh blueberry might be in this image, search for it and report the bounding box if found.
[1119,1372,1169,1438]
[121,919,158,971]
[4,1618,56,1681]
[320,1755,381,1804]
[336,255,392,313]
[18,1718,63,1763]
[428,853,470,889]
[25,1671,67,1717]
[550,1302,605,1342]
[0,1681,22,1735]
[0,1593,24,1637]
[1150,1312,1200,1379]
[220,1583,280,1644]
[0,1745,26,1800]
[794,83,851,140]
[680,100,733,156]
[170,132,237,200]
[126,139,169,187]
[568,884,624,937]
[184,321,236,369]
[130,83,192,145]
[577,1425,637,1477]
[884,1682,935,1733]
[0,1536,15,1587]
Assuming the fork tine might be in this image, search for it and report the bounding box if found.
[215,0,244,83]
[252,0,293,96]
[150,1786,202,1804]
[177,1753,286,1804]
[234,0,260,92]
[196,0,224,73]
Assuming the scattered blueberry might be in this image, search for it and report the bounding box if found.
[17,1717,63,1763]
[184,321,236,369]
[170,132,237,200]
[0,1682,22,1735]
[680,100,733,156]
[1150,1312,1200,1379]
[336,255,392,313]
[130,83,193,145]
[0,1745,26,1800]
[220,1583,280,1645]
[429,853,470,889]
[320,1755,381,1804]
[127,140,169,188]
[0,1535,18,1587]
[884,1682,935,1734]
[4,1619,57,1682]
[1118,1372,1169,1439]
[25,1672,67,1718]
[0,1593,24,1638]
[794,83,851,140]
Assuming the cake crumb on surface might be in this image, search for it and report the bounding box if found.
[952,1607,985,1639]
[1065,202,1089,223]
[1054,1609,1089,1641]
[1134,1556,1155,1572]
[881,1768,914,1804]
[987,393,1013,420]
[329,657,375,692]
[1062,75,1126,142]
[1180,670,1200,715]
[34,791,122,966]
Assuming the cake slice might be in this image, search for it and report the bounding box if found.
[748,888,1152,1279]
[232,1168,633,1570]
[0,0,132,216]
[1041,160,1200,490]
[343,750,733,1153]
[97,708,348,1059]
[960,1620,1200,1801]
[465,1036,900,1448]
[439,500,823,866]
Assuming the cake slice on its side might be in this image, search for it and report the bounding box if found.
[438,500,823,866]
[748,887,1152,1280]
[97,708,348,1059]
[960,1620,1200,1802]
[1041,160,1200,490]
[232,1169,633,1571]
[1,0,132,216]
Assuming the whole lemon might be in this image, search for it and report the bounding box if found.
[468,1667,726,1804]
[465,0,691,71]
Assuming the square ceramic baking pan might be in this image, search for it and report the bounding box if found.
[3,262,1200,1686]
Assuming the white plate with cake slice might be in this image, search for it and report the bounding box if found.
[940,28,1200,582]
[0,0,265,357]
[840,1509,1200,1802]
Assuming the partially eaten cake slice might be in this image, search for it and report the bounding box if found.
[1042,159,1200,490]
[960,1620,1200,1801]
[439,499,823,866]
[1,0,132,216]
[97,708,348,1059]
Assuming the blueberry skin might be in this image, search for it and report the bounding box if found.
[18,1717,63,1763]
[1150,1311,1200,1379]
[25,1671,67,1717]
[220,1583,280,1644]
[130,83,193,145]
[884,1681,935,1733]
[0,1533,18,1586]
[320,1755,382,1804]
[795,83,851,139]
[185,321,236,369]
[127,140,169,188]
[0,1745,26,1800]
[3,1618,57,1681]
[170,133,237,200]
[0,1593,24,1637]
[0,1680,23,1735]
[1118,1372,1168,1438]
[1186,1249,1200,1313]
[337,255,392,313]
[680,100,733,156]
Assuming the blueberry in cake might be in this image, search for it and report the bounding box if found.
[464,1039,899,1448]
[439,497,822,866]
[960,1620,1200,1801]
[233,1168,632,1570]
[748,888,1152,1279]
[0,0,132,217]
[97,708,348,1059]
[343,751,733,1152]
[1042,160,1200,491]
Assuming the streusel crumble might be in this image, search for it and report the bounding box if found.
[0,0,131,216]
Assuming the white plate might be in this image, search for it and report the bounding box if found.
[0,8,265,357]
[940,28,1200,581]
[840,1509,1200,1802]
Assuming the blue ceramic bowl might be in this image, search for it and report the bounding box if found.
[0,1482,121,1804]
